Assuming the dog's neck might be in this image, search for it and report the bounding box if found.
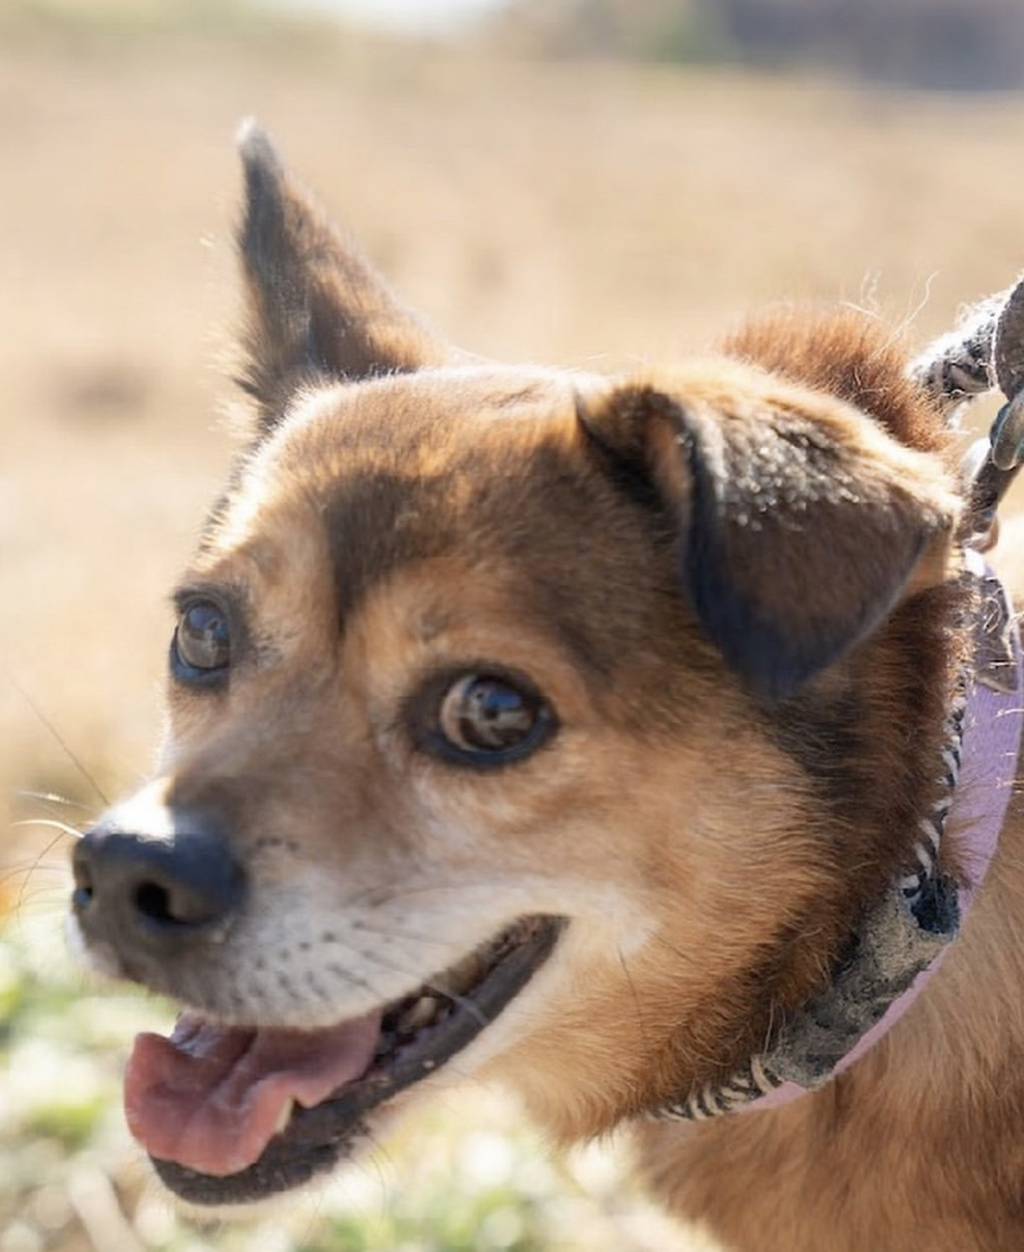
[635,560,1024,1252]
[755,589,1021,1109]
[653,559,1023,1123]
[875,558,1024,1097]
[640,815,1024,1252]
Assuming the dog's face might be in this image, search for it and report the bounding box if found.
[69,127,960,1207]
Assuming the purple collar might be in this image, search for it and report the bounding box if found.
[656,562,1024,1123]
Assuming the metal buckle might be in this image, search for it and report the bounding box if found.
[959,280,1024,689]
[963,395,1024,552]
[991,391,1024,472]
[963,272,1024,550]
[961,386,1023,691]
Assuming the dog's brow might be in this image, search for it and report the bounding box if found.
[325,469,449,627]
[170,580,249,616]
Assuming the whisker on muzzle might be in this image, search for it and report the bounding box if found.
[10,817,84,840]
[6,819,81,917]
[4,672,110,808]
[344,939,491,1030]
[348,918,457,949]
[14,789,94,812]
[348,879,522,909]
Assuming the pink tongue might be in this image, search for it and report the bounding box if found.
[124,1011,382,1177]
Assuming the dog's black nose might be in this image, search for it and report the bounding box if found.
[72,816,246,949]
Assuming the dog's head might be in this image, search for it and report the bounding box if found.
[69,126,962,1206]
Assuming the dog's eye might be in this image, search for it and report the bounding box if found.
[173,600,231,678]
[437,674,551,762]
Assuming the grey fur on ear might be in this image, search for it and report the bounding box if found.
[235,120,452,432]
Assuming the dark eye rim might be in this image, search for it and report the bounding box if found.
[406,664,559,771]
[170,595,233,690]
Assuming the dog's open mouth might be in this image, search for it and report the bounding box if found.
[125,915,562,1205]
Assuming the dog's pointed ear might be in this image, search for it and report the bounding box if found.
[578,372,959,700]
[235,121,453,431]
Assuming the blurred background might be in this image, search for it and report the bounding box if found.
[3,1,1024,1248]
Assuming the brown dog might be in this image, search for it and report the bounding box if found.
[68,125,1024,1251]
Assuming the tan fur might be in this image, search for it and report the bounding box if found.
[638,634,1024,1252]
[76,134,1024,1249]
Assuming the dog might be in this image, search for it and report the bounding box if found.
[67,123,1024,1251]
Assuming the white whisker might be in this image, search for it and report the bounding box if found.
[14,789,92,810]
[11,817,83,840]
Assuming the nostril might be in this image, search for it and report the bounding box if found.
[134,881,176,925]
[71,848,94,913]
[130,869,239,930]
[74,821,246,941]
[72,884,94,912]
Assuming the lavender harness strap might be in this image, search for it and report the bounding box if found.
[657,566,1024,1123]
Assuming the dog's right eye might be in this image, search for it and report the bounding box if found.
[429,672,556,768]
[172,599,231,683]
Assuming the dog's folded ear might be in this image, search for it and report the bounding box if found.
[235,121,453,432]
[578,369,959,701]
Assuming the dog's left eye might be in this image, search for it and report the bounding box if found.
[436,673,553,764]
[173,600,231,679]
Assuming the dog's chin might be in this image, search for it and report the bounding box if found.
[161,1115,400,1226]
[133,915,565,1208]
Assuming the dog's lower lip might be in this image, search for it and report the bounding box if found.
[150,914,564,1205]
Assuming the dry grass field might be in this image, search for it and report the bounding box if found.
[4,10,1024,1250]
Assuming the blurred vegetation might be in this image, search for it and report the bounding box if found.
[2,0,283,34]
[7,0,1024,91]
[490,0,1024,90]
[488,0,728,64]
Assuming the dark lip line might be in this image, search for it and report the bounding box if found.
[151,915,565,1206]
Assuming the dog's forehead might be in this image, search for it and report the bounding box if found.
[271,365,586,489]
[188,364,682,681]
[207,366,576,542]
[282,364,584,456]
[199,365,615,606]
